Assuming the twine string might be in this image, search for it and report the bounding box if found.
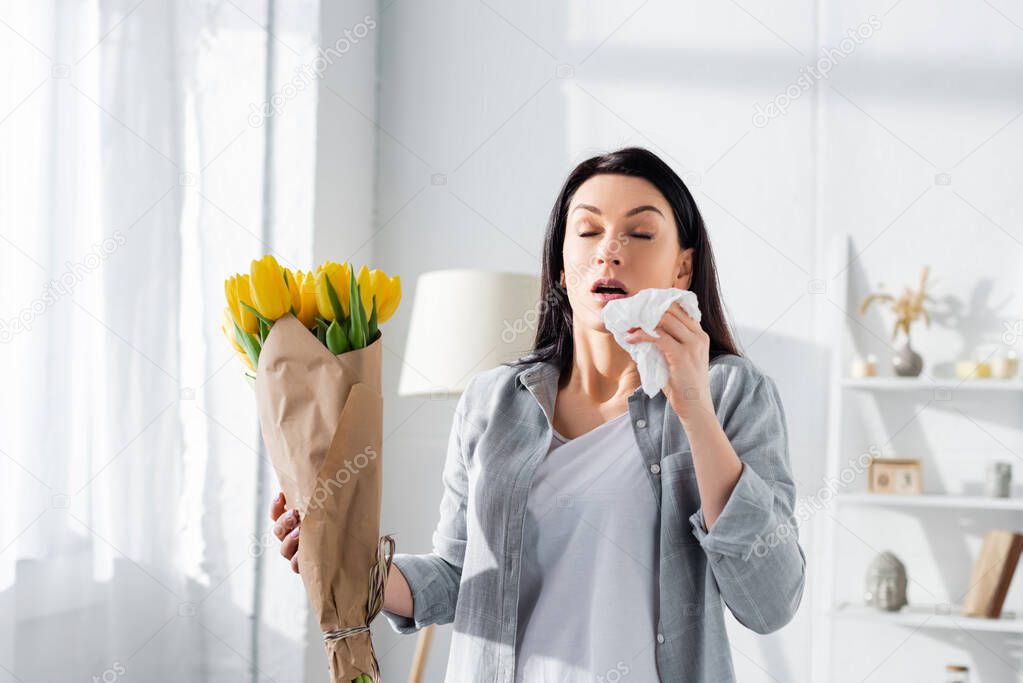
[322,534,397,645]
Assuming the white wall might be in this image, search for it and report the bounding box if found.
[314,1,1023,681]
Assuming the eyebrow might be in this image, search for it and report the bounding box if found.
[572,203,664,219]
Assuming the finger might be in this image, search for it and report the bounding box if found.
[666,314,696,342]
[643,315,689,345]
[626,327,676,349]
[269,491,286,522]
[291,553,301,574]
[671,304,703,333]
[670,304,708,341]
[662,304,695,335]
[280,527,300,560]
[272,509,294,541]
[663,310,706,347]
[663,303,690,325]
[273,508,300,541]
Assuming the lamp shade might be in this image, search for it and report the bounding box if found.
[397,269,542,397]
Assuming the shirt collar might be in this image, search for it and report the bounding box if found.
[514,360,561,426]
[514,358,650,426]
[514,360,559,390]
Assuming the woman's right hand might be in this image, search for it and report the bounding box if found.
[270,490,415,618]
[270,491,301,574]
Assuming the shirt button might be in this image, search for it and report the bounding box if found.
[656,632,665,644]
[650,463,661,474]
[635,418,647,428]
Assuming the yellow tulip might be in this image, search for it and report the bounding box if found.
[249,254,292,321]
[294,270,318,328]
[374,271,401,323]
[225,273,258,334]
[237,349,256,372]
[356,266,402,324]
[314,260,351,321]
[221,308,255,372]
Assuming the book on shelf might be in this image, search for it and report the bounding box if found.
[961,531,1023,619]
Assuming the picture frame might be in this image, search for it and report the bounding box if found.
[868,458,923,495]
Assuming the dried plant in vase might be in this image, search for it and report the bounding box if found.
[858,266,934,377]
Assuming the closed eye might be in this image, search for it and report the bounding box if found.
[578,232,654,239]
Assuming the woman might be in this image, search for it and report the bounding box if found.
[271,147,806,682]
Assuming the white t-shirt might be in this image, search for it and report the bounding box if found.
[514,411,661,682]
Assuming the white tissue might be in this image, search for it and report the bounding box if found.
[601,288,702,398]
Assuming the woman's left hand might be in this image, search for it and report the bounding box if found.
[624,303,714,426]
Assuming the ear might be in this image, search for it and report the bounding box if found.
[673,247,695,289]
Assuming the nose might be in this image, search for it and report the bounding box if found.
[594,239,621,266]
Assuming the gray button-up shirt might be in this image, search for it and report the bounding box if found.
[381,353,806,682]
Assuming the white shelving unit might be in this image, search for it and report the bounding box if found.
[815,235,1023,681]
[837,493,1023,512]
[841,377,1023,392]
[831,605,1023,634]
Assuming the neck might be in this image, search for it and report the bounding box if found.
[562,323,641,401]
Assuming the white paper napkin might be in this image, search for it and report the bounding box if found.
[601,288,702,398]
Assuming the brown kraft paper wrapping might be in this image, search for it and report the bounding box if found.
[255,313,394,682]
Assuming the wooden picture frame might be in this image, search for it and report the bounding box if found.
[868,457,922,495]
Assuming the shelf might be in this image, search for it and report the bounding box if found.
[818,235,1023,679]
[837,493,1023,511]
[842,377,1023,391]
[841,377,1023,391]
[833,604,1023,633]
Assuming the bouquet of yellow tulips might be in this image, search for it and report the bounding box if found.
[222,255,401,683]
[223,256,401,377]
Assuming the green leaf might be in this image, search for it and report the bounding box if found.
[258,318,270,344]
[323,274,346,323]
[233,321,262,371]
[346,266,366,349]
[240,300,273,328]
[367,295,378,341]
[314,316,330,332]
[281,270,297,317]
[325,319,350,355]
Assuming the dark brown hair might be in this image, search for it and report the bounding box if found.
[505,146,742,373]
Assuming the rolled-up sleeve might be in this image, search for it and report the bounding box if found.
[688,372,806,634]
[380,382,472,635]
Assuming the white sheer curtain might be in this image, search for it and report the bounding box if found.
[0,1,319,680]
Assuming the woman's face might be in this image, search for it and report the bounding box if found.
[560,173,694,331]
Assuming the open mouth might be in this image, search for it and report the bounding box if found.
[591,278,628,302]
